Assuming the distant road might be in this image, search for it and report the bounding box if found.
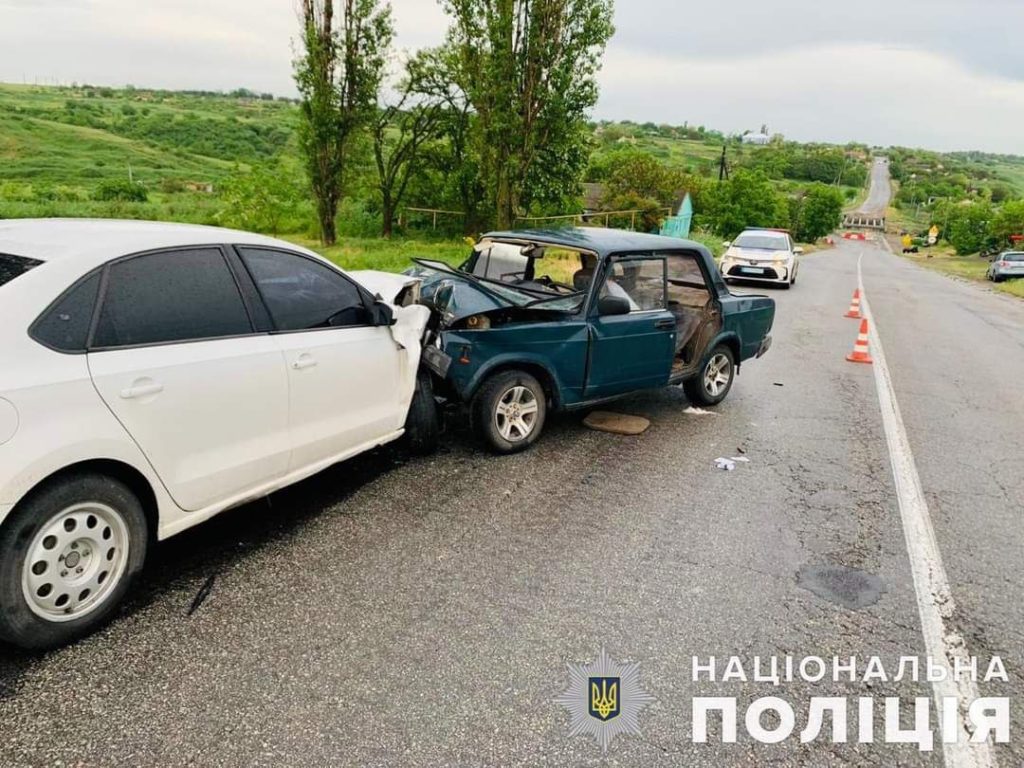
[856,157,892,216]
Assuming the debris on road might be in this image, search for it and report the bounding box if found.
[683,406,716,416]
[583,411,650,435]
[713,457,737,471]
[187,574,217,616]
[731,456,750,463]
[773,382,784,387]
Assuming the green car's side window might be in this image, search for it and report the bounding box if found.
[599,255,667,313]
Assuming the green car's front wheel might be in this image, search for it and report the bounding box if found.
[472,370,547,454]
[684,344,736,407]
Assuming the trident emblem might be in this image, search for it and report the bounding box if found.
[588,677,620,721]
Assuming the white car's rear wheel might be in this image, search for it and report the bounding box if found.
[22,502,130,623]
[0,473,147,650]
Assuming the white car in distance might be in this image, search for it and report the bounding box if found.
[719,228,802,288]
[0,219,436,649]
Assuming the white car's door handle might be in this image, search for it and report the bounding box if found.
[292,354,318,371]
[120,382,164,399]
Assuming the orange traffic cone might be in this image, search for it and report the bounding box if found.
[844,289,862,319]
[846,318,873,364]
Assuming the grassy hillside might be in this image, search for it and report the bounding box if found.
[0,83,302,226]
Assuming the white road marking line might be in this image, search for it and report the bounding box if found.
[858,255,996,768]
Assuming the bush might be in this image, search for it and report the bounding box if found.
[93,179,148,202]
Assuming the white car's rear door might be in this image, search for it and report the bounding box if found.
[236,247,404,472]
[87,247,291,512]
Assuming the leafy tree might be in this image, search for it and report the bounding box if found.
[699,170,789,237]
[989,199,1024,246]
[218,165,306,235]
[294,0,393,245]
[442,0,615,228]
[793,183,844,241]
[372,54,445,238]
[603,151,685,207]
[937,200,993,255]
[401,45,486,234]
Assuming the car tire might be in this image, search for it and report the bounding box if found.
[684,344,736,407]
[0,473,148,650]
[403,369,440,455]
[472,370,547,454]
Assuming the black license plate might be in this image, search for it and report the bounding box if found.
[422,345,453,378]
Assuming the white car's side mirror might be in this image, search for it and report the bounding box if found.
[793,247,804,255]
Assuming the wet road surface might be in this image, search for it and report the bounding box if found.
[1,237,1022,767]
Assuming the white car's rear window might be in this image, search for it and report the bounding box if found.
[0,253,43,287]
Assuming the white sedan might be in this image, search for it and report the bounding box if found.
[719,228,802,288]
[0,219,435,649]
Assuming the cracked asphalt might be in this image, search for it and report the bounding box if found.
[1,234,1023,767]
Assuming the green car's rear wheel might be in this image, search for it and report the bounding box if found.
[684,344,736,407]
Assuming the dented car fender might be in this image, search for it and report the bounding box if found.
[388,303,432,403]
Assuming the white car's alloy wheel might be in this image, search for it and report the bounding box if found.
[21,502,130,622]
[494,385,540,442]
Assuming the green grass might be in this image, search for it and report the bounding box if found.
[281,235,470,273]
[899,245,1024,298]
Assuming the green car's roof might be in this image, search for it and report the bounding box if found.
[481,227,710,257]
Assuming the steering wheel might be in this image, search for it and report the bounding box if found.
[532,275,574,294]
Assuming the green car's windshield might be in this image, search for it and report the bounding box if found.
[413,258,586,312]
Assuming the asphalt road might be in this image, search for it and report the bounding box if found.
[857,159,893,216]
[2,240,1022,766]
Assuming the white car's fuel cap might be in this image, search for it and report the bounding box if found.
[0,398,18,445]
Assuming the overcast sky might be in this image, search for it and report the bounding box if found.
[2,0,1023,153]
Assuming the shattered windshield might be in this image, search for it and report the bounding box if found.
[412,258,586,312]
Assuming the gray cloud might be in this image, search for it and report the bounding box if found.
[0,0,1022,152]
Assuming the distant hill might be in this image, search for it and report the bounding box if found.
[0,83,300,189]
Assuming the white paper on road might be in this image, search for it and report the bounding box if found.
[713,457,736,471]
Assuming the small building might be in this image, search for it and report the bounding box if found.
[742,132,770,145]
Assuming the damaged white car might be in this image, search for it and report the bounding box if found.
[0,219,436,649]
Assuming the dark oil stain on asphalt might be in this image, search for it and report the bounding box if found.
[796,564,887,610]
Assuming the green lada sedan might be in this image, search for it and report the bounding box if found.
[408,228,774,453]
